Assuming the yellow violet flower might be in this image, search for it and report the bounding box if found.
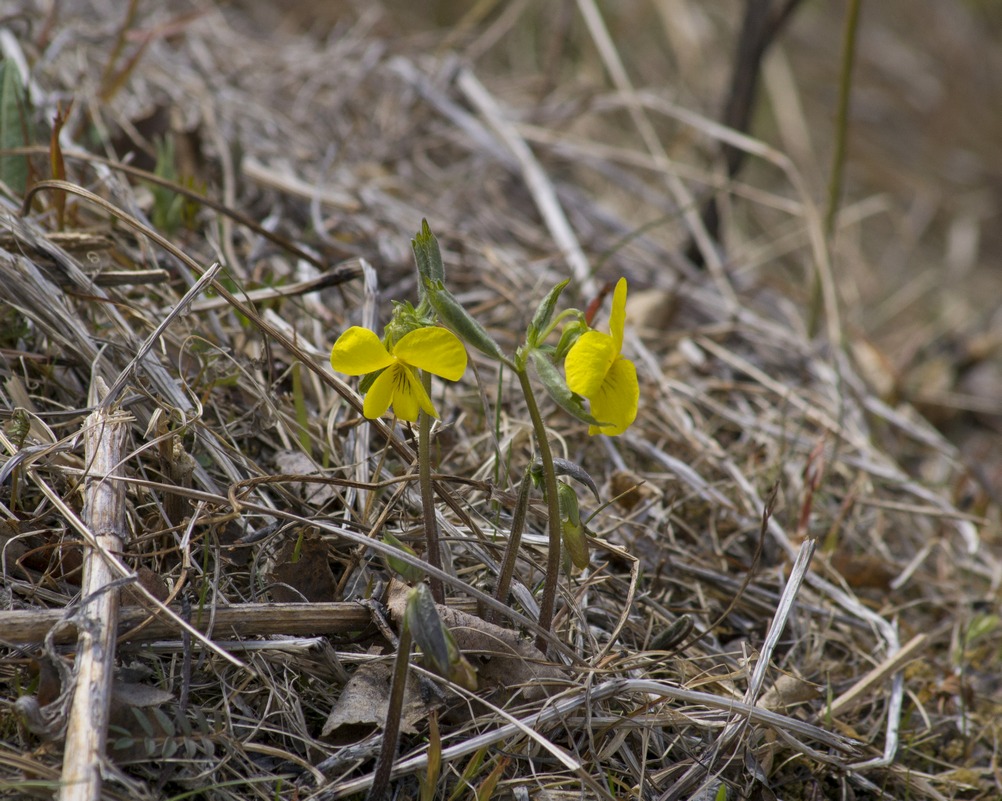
[564,278,638,436]
[330,326,467,422]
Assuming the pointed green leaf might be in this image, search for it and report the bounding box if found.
[527,279,570,346]
[550,457,600,501]
[426,281,508,363]
[405,584,452,678]
[0,60,32,196]
[412,219,445,290]
[529,349,602,426]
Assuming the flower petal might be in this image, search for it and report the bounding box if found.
[331,327,395,376]
[392,327,468,381]
[587,356,638,436]
[609,277,628,353]
[565,330,615,398]
[390,366,438,421]
[363,366,397,419]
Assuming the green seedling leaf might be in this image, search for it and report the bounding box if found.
[0,59,33,197]
[405,584,477,691]
[527,278,570,347]
[550,457,600,501]
[557,481,590,570]
[530,348,602,426]
[405,584,452,678]
[382,532,424,583]
[425,280,508,363]
[412,219,446,291]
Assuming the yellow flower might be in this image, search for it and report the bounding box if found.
[564,278,638,436]
[330,326,467,421]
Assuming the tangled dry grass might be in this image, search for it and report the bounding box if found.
[1,1,1001,799]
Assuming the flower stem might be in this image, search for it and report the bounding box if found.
[419,371,444,603]
[516,367,561,651]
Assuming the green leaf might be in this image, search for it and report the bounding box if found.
[0,60,32,196]
[412,219,445,290]
[381,532,425,583]
[550,457,600,501]
[405,584,451,678]
[527,279,570,346]
[426,280,508,363]
[529,349,602,426]
[557,481,589,570]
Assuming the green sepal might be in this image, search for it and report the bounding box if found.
[553,318,589,361]
[529,349,602,426]
[358,367,384,395]
[526,279,570,347]
[412,219,446,295]
[381,532,424,583]
[425,280,508,363]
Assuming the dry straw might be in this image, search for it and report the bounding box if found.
[0,2,998,800]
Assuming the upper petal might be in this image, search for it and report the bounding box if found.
[587,356,638,436]
[609,277,628,353]
[331,327,395,376]
[565,330,615,398]
[392,327,468,381]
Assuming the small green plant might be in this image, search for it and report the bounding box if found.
[330,220,638,639]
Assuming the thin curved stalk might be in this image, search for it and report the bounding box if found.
[516,368,562,651]
[419,371,444,603]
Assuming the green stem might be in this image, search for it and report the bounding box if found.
[516,367,561,651]
[491,468,533,623]
[367,625,413,801]
[419,371,444,603]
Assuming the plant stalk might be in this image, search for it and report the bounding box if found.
[419,371,444,603]
[516,367,561,651]
[491,467,533,622]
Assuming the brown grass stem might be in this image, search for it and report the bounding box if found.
[367,625,413,801]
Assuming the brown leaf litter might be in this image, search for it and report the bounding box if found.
[1,2,1001,800]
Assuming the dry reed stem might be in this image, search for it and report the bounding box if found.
[59,395,131,801]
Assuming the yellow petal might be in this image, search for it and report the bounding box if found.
[331,327,395,376]
[609,278,628,353]
[565,330,615,398]
[392,327,468,381]
[587,357,638,436]
[390,365,438,421]
[363,366,397,419]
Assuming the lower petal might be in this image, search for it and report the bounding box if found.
[391,366,438,422]
[363,367,397,419]
[587,357,638,436]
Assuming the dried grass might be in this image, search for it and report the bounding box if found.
[1,1,1001,800]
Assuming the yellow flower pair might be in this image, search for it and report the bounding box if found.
[330,278,638,435]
